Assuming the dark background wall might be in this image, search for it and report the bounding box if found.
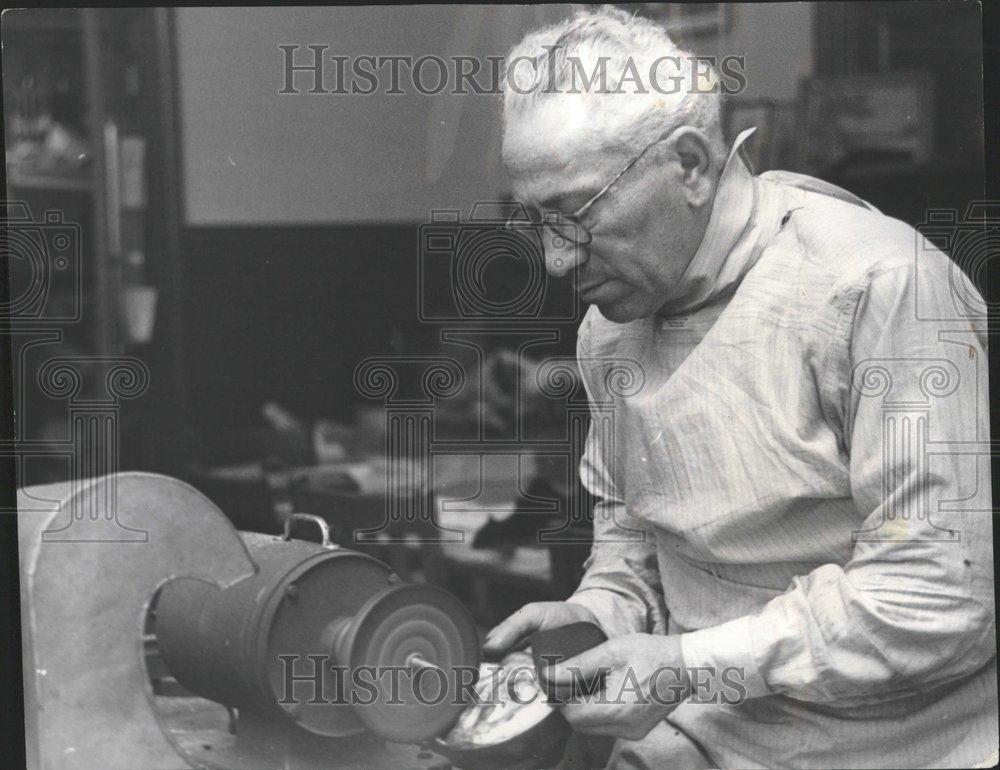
[178,224,582,434]
[179,225,425,428]
[172,3,984,458]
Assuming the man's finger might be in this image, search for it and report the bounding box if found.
[560,700,627,732]
[482,604,545,657]
[562,702,657,741]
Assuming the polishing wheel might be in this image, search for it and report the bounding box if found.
[154,516,480,745]
[338,583,480,742]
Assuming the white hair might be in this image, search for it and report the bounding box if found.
[502,5,725,161]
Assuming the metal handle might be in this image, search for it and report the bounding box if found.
[282,513,336,549]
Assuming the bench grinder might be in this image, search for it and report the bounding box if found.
[17,472,481,769]
[154,513,480,745]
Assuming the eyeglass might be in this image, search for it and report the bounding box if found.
[505,124,681,246]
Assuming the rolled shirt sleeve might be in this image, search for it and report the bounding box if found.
[681,259,994,704]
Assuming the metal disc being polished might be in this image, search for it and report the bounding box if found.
[344,583,480,743]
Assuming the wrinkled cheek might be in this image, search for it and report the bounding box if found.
[586,237,635,277]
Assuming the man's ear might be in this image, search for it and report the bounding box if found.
[668,127,716,207]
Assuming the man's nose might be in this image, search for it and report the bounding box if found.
[543,234,586,278]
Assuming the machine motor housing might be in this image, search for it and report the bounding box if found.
[154,515,480,744]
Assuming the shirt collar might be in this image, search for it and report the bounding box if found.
[659,127,762,316]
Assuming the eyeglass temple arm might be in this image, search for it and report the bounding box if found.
[572,125,679,219]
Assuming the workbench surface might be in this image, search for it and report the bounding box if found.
[155,695,455,769]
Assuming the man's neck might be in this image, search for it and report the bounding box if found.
[654,128,759,316]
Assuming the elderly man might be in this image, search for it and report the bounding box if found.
[483,7,995,769]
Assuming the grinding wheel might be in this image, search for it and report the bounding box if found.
[341,583,480,743]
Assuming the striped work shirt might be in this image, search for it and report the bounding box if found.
[567,129,996,768]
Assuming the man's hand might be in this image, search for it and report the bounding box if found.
[482,601,598,659]
[543,634,691,741]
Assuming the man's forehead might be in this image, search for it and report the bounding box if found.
[503,99,624,168]
[502,98,630,202]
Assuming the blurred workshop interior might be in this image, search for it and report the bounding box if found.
[3,2,985,627]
